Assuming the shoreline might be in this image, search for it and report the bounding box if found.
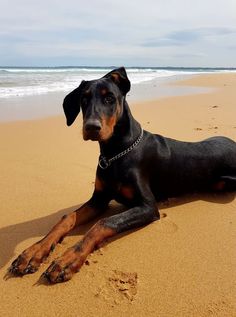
[0,72,236,316]
[0,73,213,123]
[0,71,235,124]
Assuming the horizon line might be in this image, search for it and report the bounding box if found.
[1,65,236,70]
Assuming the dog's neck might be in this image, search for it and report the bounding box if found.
[99,99,141,158]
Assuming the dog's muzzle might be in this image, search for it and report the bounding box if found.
[83,119,102,140]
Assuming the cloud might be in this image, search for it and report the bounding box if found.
[0,0,236,66]
[142,27,236,47]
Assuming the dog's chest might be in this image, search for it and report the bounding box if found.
[113,182,136,204]
[106,174,136,203]
[97,171,137,205]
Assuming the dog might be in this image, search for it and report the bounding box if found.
[9,67,236,283]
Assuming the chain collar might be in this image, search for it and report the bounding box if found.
[98,128,144,169]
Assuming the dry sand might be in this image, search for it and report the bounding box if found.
[0,73,236,316]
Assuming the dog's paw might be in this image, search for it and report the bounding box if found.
[9,254,38,275]
[8,242,55,276]
[42,248,84,283]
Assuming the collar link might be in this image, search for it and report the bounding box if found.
[99,128,144,169]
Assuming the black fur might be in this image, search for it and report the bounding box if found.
[64,67,236,233]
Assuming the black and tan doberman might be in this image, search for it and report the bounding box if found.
[9,67,236,283]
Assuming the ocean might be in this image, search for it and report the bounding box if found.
[1,66,236,99]
[1,66,236,122]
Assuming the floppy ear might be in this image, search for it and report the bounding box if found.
[63,80,87,126]
[104,67,130,95]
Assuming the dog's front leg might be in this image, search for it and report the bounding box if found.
[43,202,159,283]
[9,192,109,276]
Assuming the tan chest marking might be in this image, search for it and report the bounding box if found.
[95,177,105,192]
[119,185,135,200]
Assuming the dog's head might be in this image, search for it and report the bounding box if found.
[63,67,130,142]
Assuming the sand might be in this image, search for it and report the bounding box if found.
[0,73,236,316]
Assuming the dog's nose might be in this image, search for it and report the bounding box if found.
[84,119,102,132]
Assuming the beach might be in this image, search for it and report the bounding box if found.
[0,73,236,316]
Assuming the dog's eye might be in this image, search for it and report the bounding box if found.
[104,96,115,104]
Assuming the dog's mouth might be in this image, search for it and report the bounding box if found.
[83,128,114,142]
[83,119,115,142]
[83,130,101,141]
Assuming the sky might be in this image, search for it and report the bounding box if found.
[1,0,236,67]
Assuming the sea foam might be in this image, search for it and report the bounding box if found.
[0,67,235,98]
